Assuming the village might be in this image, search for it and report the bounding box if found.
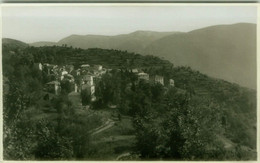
[34,62,175,107]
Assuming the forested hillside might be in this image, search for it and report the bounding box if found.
[2,42,256,160]
[28,23,256,89]
[3,38,29,49]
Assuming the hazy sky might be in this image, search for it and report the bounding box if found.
[2,5,257,43]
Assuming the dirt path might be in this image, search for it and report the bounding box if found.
[217,135,234,149]
[116,152,131,160]
[94,135,135,144]
[90,119,115,136]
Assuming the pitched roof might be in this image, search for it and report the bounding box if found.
[46,81,60,85]
[132,69,138,73]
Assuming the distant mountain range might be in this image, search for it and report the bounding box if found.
[30,31,179,54]
[3,23,256,89]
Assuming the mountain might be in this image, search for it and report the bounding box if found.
[2,38,28,49]
[30,31,178,54]
[28,23,257,89]
[143,23,256,89]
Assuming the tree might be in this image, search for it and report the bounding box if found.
[161,96,224,160]
[94,73,116,107]
[151,83,164,103]
[34,120,73,160]
[3,108,37,160]
[60,80,73,94]
[81,89,91,106]
[133,116,159,159]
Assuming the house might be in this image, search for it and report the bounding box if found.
[81,84,96,101]
[92,69,100,76]
[81,73,96,101]
[60,70,69,80]
[138,72,149,81]
[169,79,175,87]
[61,70,68,76]
[34,63,43,71]
[74,83,79,92]
[43,63,56,75]
[82,75,94,86]
[81,64,90,69]
[132,69,138,74]
[62,74,74,82]
[152,75,164,85]
[76,69,81,76]
[100,69,107,75]
[52,66,59,75]
[94,65,102,71]
[46,81,60,95]
[65,65,74,73]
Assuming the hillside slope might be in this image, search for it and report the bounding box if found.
[2,38,28,49]
[143,23,256,89]
[2,45,256,160]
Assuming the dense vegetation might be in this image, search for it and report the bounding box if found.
[93,68,256,160]
[2,43,256,160]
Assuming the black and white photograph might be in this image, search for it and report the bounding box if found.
[1,3,258,161]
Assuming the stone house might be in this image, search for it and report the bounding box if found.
[46,81,60,95]
[65,65,74,73]
[82,75,94,86]
[151,75,164,85]
[94,65,102,71]
[34,63,43,71]
[138,72,149,81]
[169,79,175,87]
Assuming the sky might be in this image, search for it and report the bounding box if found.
[2,5,257,43]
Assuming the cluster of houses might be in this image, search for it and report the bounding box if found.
[35,63,108,101]
[34,63,175,104]
[131,68,175,87]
